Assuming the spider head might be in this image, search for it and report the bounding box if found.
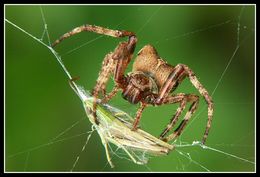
[122,72,158,104]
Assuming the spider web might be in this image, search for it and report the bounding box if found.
[5,5,255,172]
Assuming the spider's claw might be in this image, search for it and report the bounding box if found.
[158,136,167,142]
[201,139,206,145]
[159,129,168,139]
[160,137,168,142]
[131,124,138,131]
[131,127,137,131]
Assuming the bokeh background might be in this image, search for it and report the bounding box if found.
[5,5,255,172]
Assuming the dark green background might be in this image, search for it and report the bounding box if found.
[5,5,255,172]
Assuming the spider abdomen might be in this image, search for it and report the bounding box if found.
[133,45,175,89]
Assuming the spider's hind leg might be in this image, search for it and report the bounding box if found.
[180,64,214,144]
[161,94,199,142]
[156,64,213,144]
[159,94,187,139]
[158,94,199,142]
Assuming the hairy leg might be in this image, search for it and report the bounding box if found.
[52,25,138,125]
[155,65,186,105]
[52,24,135,47]
[132,102,147,131]
[180,64,213,144]
[154,63,213,144]
[92,53,117,124]
[160,94,199,142]
[91,35,137,124]
[159,93,187,139]
[101,85,120,104]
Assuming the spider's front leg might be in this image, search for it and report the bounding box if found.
[91,35,138,124]
[52,25,136,124]
[52,24,135,47]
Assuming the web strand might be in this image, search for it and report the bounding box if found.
[176,149,210,172]
[49,117,87,143]
[23,152,30,171]
[71,129,94,171]
[8,131,92,158]
[181,6,250,135]
[39,6,51,46]
[175,141,255,165]
[136,6,163,34]
[155,19,232,45]
[61,36,104,57]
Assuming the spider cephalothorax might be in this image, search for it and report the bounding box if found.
[52,24,213,144]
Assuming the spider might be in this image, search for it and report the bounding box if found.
[52,24,213,144]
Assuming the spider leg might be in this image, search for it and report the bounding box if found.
[91,36,137,124]
[159,93,187,139]
[159,94,199,142]
[52,24,135,47]
[92,53,116,124]
[132,102,147,131]
[180,64,213,144]
[52,24,137,125]
[101,85,120,104]
[155,65,186,105]
[154,64,213,144]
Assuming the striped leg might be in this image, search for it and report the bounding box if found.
[52,24,135,47]
[132,102,147,131]
[159,93,187,139]
[92,53,116,124]
[91,35,137,125]
[52,25,138,125]
[162,94,199,142]
[180,64,214,144]
[158,94,199,142]
[156,64,213,144]
[101,85,120,104]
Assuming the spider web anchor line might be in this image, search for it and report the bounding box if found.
[175,141,255,165]
[71,128,95,171]
[39,6,51,46]
[23,152,30,171]
[8,131,93,159]
[154,19,232,45]
[175,149,211,172]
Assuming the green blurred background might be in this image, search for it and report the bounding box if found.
[5,5,255,172]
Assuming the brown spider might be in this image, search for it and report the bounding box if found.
[52,24,213,144]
